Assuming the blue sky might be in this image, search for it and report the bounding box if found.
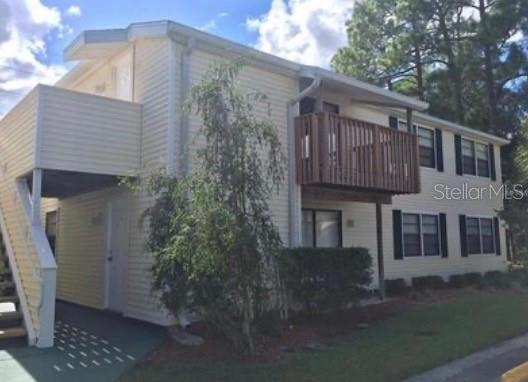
[0,0,350,116]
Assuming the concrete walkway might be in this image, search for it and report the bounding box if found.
[0,301,165,382]
[405,332,528,382]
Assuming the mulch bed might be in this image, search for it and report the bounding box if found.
[139,289,470,366]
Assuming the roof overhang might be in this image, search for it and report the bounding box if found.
[63,20,428,112]
[308,68,428,111]
[388,108,510,145]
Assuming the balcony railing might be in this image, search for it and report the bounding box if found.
[295,113,420,194]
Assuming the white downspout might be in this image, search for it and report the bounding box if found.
[287,72,321,247]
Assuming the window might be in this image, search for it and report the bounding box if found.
[466,217,481,254]
[422,215,440,256]
[476,143,490,177]
[402,213,440,257]
[45,210,58,256]
[461,138,490,177]
[462,139,476,175]
[466,217,495,255]
[299,97,340,115]
[481,218,495,253]
[418,127,435,168]
[302,209,342,248]
[403,214,421,256]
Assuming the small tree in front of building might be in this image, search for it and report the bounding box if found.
[136,61,285,354]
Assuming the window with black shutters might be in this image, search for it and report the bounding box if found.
[402,213,441,257]
[418,127,435,168]
[476,143,490,177]
[403,214,421,256]
[481,218,495,253]
[462,139,476,175]
[422,215,440,256]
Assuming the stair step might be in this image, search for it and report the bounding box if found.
[0,311,21,321]
[0,296,18,303]
[0,327,26,340]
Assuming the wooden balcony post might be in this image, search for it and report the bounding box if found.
[311,114,320,183]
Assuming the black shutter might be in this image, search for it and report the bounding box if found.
[435,129,444,172]
[489,143,496,181]
[493,217,501,256]
[389,116,398,130]
[393,210,403,260]
[459,214,468,257]
[439,213,448,258]
[455,134,462,175]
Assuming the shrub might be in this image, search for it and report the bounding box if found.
[448,274,466,288]
[509,268,528,287]
[412,276,445,290]
[464,272,483,286]
[483,271,510,289]
[280,247,373,312]
[385,279,408,297]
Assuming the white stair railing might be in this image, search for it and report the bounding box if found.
[13,179,57,348]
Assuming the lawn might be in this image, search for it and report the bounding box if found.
[120,290,528,382]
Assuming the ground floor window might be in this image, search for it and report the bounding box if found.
[402,213,440,257]
[466,217,495,255]
[301,209,342,248]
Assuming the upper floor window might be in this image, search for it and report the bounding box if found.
[300,97,339,115]
[302,209,342,248]
[402,213,440,257]
[418,127,435,168]
[461,138,490,177]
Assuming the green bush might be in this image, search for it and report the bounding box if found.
[412,276,445,290]
[464,272,483,286]
[509,268,528,287]
[483,271,510,289]
[280,247,373,312]
[448,274,466,288]
[385,279,408,297]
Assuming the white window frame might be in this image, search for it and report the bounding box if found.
[398,120,437,169]
[461,138,491,178]
[402,212,441,258]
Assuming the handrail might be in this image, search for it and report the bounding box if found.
[295,112,420,194]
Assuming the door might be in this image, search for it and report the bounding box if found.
[105,194,129,313]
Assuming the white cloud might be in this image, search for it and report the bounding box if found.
[246,0,353,68]
[65,5,82,17]
[198,12,229,32]
[0,0,68,117]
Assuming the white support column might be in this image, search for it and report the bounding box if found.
[287,104,302,247]
[36,267,56,348]
[31,169,42,226]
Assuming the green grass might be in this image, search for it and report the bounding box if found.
[120,291,528,382]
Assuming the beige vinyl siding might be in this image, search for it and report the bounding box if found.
[54,188,120,308]
[0,89,42,330]
[303,103,507,286]
[38,85,141,176]
[188,48,296,242]
[125,38,173,324]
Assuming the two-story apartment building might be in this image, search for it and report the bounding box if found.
[0,20,509,348]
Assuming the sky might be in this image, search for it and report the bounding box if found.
[0,0,353,116]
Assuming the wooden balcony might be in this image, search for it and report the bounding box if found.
[295,113,420,197]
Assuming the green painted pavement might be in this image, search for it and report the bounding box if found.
[0,302,165,382]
